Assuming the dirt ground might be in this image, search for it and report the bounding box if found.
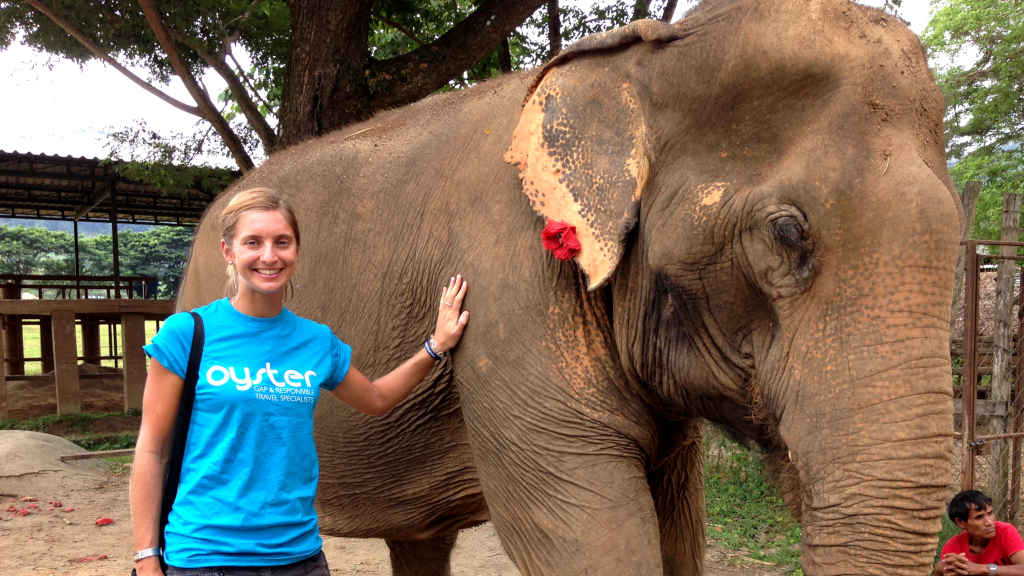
[0,375,790,576]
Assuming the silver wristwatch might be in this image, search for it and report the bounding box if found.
[988,563,998,575]
[133,547,162,562]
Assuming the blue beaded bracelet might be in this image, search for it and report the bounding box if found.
[424,338,443,361]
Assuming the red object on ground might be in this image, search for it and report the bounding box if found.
[94,517,114,526]
[63,507,75,512]
[51,501,62,508]
[541,219,582,260]
[75,554,109,563]
[17,509,30,516]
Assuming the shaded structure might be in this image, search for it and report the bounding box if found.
[0,149,224,224]
[0,150,234,417]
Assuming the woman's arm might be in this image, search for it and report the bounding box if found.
[331,274,469,415]
[129,357,184,576]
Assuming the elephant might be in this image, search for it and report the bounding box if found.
[178,0,961,574]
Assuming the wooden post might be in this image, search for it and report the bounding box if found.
[0,315,7,419]
[989,193,1020,517]
[81,318,101,365]
[2,280,24,376]
[51,310,81,415]
[952,181,983,335]
[39,316,54,373]
[964,241,980,490]
[122,314,147,412]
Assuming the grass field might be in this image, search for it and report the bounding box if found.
[16,320,160,375]
[704,427,802,571]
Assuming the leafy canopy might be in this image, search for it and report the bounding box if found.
[922,0,1024,241]
[0,224,195,298]
[1,1,681,169]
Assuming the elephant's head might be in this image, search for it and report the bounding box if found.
[506,1,959,574]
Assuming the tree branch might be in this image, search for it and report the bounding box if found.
[23,0,199,117]
[137,0,254,171]
[223,0,263,41]
[372,10,431,47]
[368,0,546,110]
[167,28,279,154]
[228,51,275,114]
[661,0,679,22]
[547,0,562,59]
[499,36,512,73]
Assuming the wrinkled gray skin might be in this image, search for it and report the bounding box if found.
[179,1,961,574]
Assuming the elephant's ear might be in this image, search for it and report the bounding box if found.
[505,20,682,290]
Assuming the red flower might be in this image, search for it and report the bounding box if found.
[542,220,582,260]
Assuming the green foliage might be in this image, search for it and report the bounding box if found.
[923,0,1023,160]
[0,226,74,274]
[117,227,197,297]
[73,433,138,451]
[0,0,285,165]
[0,0,288,92]
[3,0,688,167]
[950,148,1024,242]
[515,0,677,70]
[0,412,138,453]
[704,431,802,571]
[0,411,130,433]
[0,223,195,298]
[922,0,1024,244]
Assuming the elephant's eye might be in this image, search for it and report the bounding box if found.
[772,217,804,249]
[769,213,814,278]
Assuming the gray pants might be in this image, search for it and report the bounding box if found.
[163,551,329,576]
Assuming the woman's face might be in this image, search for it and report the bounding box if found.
[221,209,298,297]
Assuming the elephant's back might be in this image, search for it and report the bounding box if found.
[179,69,538,344]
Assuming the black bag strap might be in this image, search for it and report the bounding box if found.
[159,311,204,555]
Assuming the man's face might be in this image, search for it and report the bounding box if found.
[957,503,997,541]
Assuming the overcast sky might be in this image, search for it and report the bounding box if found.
[0,1,936,168]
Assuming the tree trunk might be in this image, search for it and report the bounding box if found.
[988,192,1019,518]
[279,0,373,148]
[547,0,562,59]
[952,181,982,336]
[660,0,679,22]
[280,0,546,149]
[499,37,513,73]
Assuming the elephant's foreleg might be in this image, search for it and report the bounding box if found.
[459,376,662,575]
[471,427,662,574]
[649,418,705,576]
[386,532,458,576]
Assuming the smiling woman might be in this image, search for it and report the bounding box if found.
[128,186,470,576]
[218,187,302,314]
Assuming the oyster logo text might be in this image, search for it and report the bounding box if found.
[206,363,317,391]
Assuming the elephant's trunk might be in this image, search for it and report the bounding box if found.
[782,333,953,575]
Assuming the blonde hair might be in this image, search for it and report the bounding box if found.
[220,187,301,298]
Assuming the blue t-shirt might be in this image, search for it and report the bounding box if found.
[143,298,351,567]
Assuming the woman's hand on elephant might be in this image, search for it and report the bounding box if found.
[432,274,469,354]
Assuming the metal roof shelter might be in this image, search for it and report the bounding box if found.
[0,149,235,225]
[0,149,236,294]
[0,150,236,417]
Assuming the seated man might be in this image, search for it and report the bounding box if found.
[934,490,1024,576]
